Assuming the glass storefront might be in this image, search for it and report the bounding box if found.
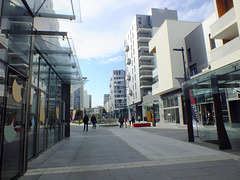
[184,61,240,149]
[48,69,56,147]
[142,102,160,122]
[0,0,81,178]
[2,69,27,180]
[163,96,180,123]
[28,87,38,159]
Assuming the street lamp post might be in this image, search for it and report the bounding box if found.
[173,47,194,142]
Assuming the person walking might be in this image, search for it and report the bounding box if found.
[83,114,89,131]
[131,115,135,125]
[91,114,97,130]
[118,115,124,128]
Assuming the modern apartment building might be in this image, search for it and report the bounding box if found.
[124,8,178,120]
[84,90,92,109]
[103,94,110,106]
[0,0,83,179]
[149,20,200,125]
[109,70,126,117]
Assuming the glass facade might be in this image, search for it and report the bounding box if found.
[2,69,27,180]
[0,0,82,179]
[184,61,240,149]
[163,96,180,123]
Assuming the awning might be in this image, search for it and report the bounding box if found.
[34,35,85,85]
[22,0,81,21]
[183,61,240,91]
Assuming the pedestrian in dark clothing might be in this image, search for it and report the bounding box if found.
[91,114,97,130]
[83,114,89,131]
[131,115,135,124]
[119,115,124,128]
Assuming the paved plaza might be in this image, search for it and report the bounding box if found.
[20,124,240,180]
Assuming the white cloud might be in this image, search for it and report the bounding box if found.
[179,1,214,22]
[99,56,124,64]
[60,0,214,63]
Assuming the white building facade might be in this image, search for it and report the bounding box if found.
[109,70,127,117]
[124,8,178,120]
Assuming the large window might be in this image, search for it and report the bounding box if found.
[2,69,27,180]
[163,96,180,123]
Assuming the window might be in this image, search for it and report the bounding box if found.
[209,34,216,50]
[187,48,192,63]
[190,64,197,76]
[138,17,142,25]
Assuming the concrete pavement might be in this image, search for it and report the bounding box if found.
[20,124,240,180]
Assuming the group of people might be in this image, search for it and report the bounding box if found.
[118,115,135,128]
[83,114,97,131]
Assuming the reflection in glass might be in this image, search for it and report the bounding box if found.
[48,69,56,147]
[28,87,38,159]
[0,61,6,174]
[2,71,27,180]
[38,91,48,152]
[39,58,49,92]
[32,54,39,86]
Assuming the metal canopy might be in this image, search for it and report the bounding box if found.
[183,61,240,91]
[34,35,83,85]
[22,0,81,21]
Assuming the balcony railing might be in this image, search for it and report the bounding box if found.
[210,7,237,39]
[138,34,151,38]
[152,69,158,78]
[140,71,152,76]
[138,42,148,47]
[138,25,151,29]
[126,58,131,65]
[139,62,154,66]
[139,52,153,56]
[140,81,153,87]
[211,37,240,62]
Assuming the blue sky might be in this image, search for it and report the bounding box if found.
[59,0,215,107]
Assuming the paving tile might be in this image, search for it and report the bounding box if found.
[21,125,240,180]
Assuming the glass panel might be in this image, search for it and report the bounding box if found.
[39,58,49,92]
[38,91,48,152]
[2,70,27,180]
[1,0,33,76]
[28,87,38,159]
[25,0,81,21]
[47,69,56,147]
[55,100,60,142]
[32,54,39,87]
[0,61,6,170]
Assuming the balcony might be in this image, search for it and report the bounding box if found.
[152,82,159,92]
[137,33,152,42]
[152,68,158,78]
[126,58,131,65]
[128,89,132,96]
[139,62,154,70]
[210,7,238,40]
[138,42,149,51]
[211,36,240,62]
[125,44,129,52]
[137,25,152,33]
[140,81,152,89]
[126,75,131,81]
[139,52,153,61]
[140,71,152,79]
